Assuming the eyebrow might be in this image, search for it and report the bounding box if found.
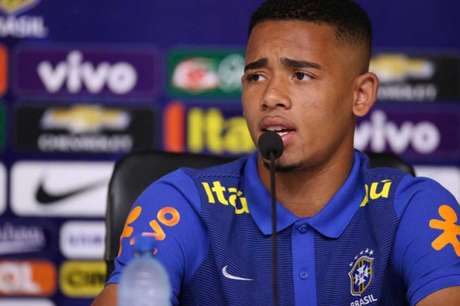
[244,57,322,72]
[244,58,268,72]
[280,57,322,70]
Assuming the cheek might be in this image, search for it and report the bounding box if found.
[294,93,352,139]
[241,100,258,133]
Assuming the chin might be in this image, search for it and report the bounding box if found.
[275,164,300,172]
[262,159,301,172]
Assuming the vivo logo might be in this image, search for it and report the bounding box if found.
[14,45,159,100]
[355,110,440,154]
[37,50,137,94]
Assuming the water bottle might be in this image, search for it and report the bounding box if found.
[118,235,171,306]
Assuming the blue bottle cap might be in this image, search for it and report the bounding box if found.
[133,234,157,254]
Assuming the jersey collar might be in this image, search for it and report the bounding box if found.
[243,151,366,238]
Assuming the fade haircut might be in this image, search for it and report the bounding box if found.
[249,0,373,71]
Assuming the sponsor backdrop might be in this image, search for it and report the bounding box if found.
[0,1,459,305]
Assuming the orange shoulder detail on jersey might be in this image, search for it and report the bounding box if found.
[429,204,460,257]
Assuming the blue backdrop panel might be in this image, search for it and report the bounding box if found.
[0,1,458,305]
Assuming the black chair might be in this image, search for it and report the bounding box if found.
[104,150,415,278]
[366,152,415,176]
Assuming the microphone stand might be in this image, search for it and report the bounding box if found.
[269,152,279,306]
[258,131,283,306]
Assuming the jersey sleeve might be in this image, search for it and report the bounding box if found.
[393,175,460,306]
[106,169,207,306]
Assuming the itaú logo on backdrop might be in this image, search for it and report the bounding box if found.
[0,44,6,96]
[354,110,440,154]
[163,102,255,155]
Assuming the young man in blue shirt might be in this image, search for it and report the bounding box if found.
[93,0,460,305]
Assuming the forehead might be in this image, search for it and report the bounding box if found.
[245,20,344,66]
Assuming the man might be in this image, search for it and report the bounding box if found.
[93,0,460,305]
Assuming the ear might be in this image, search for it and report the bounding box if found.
[352,72,379,117]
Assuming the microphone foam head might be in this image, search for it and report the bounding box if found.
[258,131,284,160]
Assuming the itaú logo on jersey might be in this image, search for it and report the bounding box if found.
[355,110,440,155]
[201,181,250,215]
[359,179,393,208]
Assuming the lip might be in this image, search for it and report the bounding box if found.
[258,116,297,146]
[259,116,296,131]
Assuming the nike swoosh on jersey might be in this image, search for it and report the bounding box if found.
[35,179,107,205]
[222,265,254,281]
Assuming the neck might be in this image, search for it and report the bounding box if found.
[258,148,354,218]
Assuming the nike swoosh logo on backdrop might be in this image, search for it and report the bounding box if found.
[222,265,254,281]
[35,178,107,205]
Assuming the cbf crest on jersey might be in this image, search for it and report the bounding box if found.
[348,249,375,296]
[0,0,40,15]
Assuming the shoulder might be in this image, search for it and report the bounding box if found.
[390,174,460,304]
[357,152,454,218]
[132,169,199,214]
[392,174,457,219]
[358,153,414,210]
[180,155,249,179]
[361,162,457,219]
[137,154,251,211]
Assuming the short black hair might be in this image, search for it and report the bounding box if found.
[249,0,372,68]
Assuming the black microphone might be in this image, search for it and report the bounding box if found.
[258,131,284,160]
[257,131,284,306]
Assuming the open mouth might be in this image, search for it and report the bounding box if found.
[262,126,295,138]
[259,117,297,145]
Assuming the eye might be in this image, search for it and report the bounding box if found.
[245,73,266,82]
[294,71,311,81]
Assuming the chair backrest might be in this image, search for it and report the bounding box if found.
[104,150,234,277]
[366,152,416,176]
[104,150,415,277]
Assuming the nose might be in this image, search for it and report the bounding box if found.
[261,77,292,111]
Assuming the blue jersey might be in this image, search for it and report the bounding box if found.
[108,151,460,306]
